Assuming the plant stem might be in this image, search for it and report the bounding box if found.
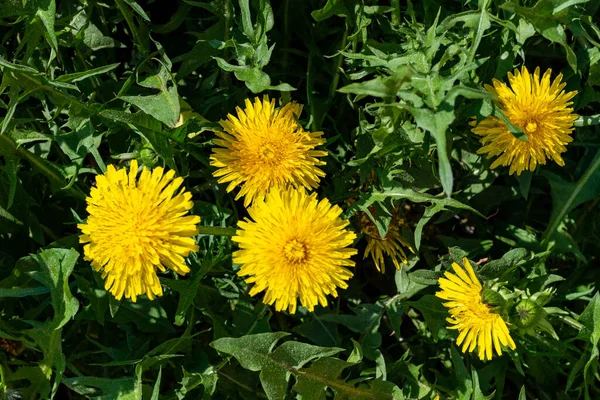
[197,226,237,236]
[542,148,600,244]
[329,27,348,101]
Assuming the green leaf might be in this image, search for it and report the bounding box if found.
[71,12,125,50]
[349,187,483,222]
[408,270,440,286]
[55,63,120,83]
[27,248,80,329]
[294,356,401,400]
[150,367,162,400]
[500,0,580,72]
[138,332,194,370]
[35,0,58,56]
[516,171,533,199]
[405,295,448,339]
[110,298,174,333]
[320,304,383,359]
[0,135,21,209]
[62,376,139,400]
[311,0,351,22]
[121,85,180,128]
[100,110,177,170]
[213,58,274,93]
[161,254,221,326]
[451,345,473,400]
[238,0,255,42]
[414,202,444,250]
[478,248,529,279]
[471,368,494,400]
[402,86,491,196]
[0,286,50,298]
[577,292,600,344]
[123,0,151,21]
[518,385,526,400]
[175,367,218,400]
[211,332,343,400]
[491,103,528,141]
[293,357,354,399]
[338,68,414,101]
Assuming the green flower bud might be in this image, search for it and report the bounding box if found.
[139,146,158,168]
[514,299,542,328]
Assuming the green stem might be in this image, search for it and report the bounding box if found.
[329,27,348,101]
[197,226,237,236]
[542,148,600,244]
[574,114,600,127]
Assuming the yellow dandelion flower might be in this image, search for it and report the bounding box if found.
[233,187,357,314]
[472,66,578,175]
[210,96,327,207]
[359,207,414,273]
[78,160,200,302]
[436,258,516,361]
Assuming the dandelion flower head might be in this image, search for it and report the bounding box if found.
[78,160,200,302]
[359,206,414,273]
[233,187,357,314]
[436,258,516,361]
[472,66,578,175]
[210,96,327,207]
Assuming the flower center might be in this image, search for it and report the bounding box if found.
[262,146,276,159]
[121,209,159,255]
[284,239,308,262]
[524,120,538,134]
[257,141,289,168]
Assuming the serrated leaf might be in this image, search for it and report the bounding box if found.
[478,248,529,279]
[121,84,180,127]
[62,376,139,400]
[294,356,401,400]
[211,332,343,400]
[176,367,218,400]
[27,248,80,329]
[56,63,120,83]
[34,0,58,56]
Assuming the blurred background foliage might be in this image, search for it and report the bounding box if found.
[0,0,599,399]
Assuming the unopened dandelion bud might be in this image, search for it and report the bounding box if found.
[139,146,158,168]
[514,299,542,328]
